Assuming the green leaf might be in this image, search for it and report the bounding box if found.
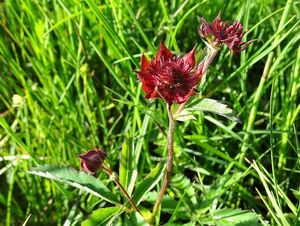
[186,98,240,123]
[171,174,197,206]
[174,109,196,122]
[81,206,121,226]
[165,222,196,226]
[133,161,166,205]
[121,0,156,54]
[119,136,130,189]
[27,165,119,204]
[200,208,262,226]
[85,0,138,67]
[119,133,139,196]
[124,211,149,226]
[0,116,38,163]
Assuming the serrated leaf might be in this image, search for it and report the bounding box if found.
[171,173,197,205]
[133,161,166,205]
[81,206,121,226]
[27,165,119,204]
[200,208,262,226]
[186,98,240,123]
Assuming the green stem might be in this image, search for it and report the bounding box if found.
[150,103,175,224]
[278,45,300,170]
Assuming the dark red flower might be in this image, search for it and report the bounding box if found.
[198,14,253,53]
[78,147,107,175]
[137,43,203,104]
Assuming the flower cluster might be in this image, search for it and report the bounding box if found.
[198,14,253,54]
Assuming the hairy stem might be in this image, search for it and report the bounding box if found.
[102,165,141,214]
[199,48,218,93]
[151,103,175,223]
[202,48,218,75]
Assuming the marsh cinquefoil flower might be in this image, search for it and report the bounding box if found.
[137,43,203,104]
[198,14,253,53]
[78,147,106,174]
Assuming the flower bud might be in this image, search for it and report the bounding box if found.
[198,14,254,54]
[78,147,107,175]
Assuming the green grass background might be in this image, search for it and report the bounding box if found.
[0,0,299,225]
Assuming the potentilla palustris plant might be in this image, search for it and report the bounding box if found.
[28,14,254,225]
[137,15,254,223]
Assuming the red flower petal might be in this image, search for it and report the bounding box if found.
[212,15,221,28]
[142,79,156,98]
[183,46,196,69]
[141,54,150,71]
[156,42,173,62]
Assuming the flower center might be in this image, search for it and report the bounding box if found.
[157,62,186,90]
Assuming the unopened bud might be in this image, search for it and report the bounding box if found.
[78,147,107,175]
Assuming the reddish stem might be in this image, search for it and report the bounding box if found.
[101,165,141,215]
[150,103,175,223]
